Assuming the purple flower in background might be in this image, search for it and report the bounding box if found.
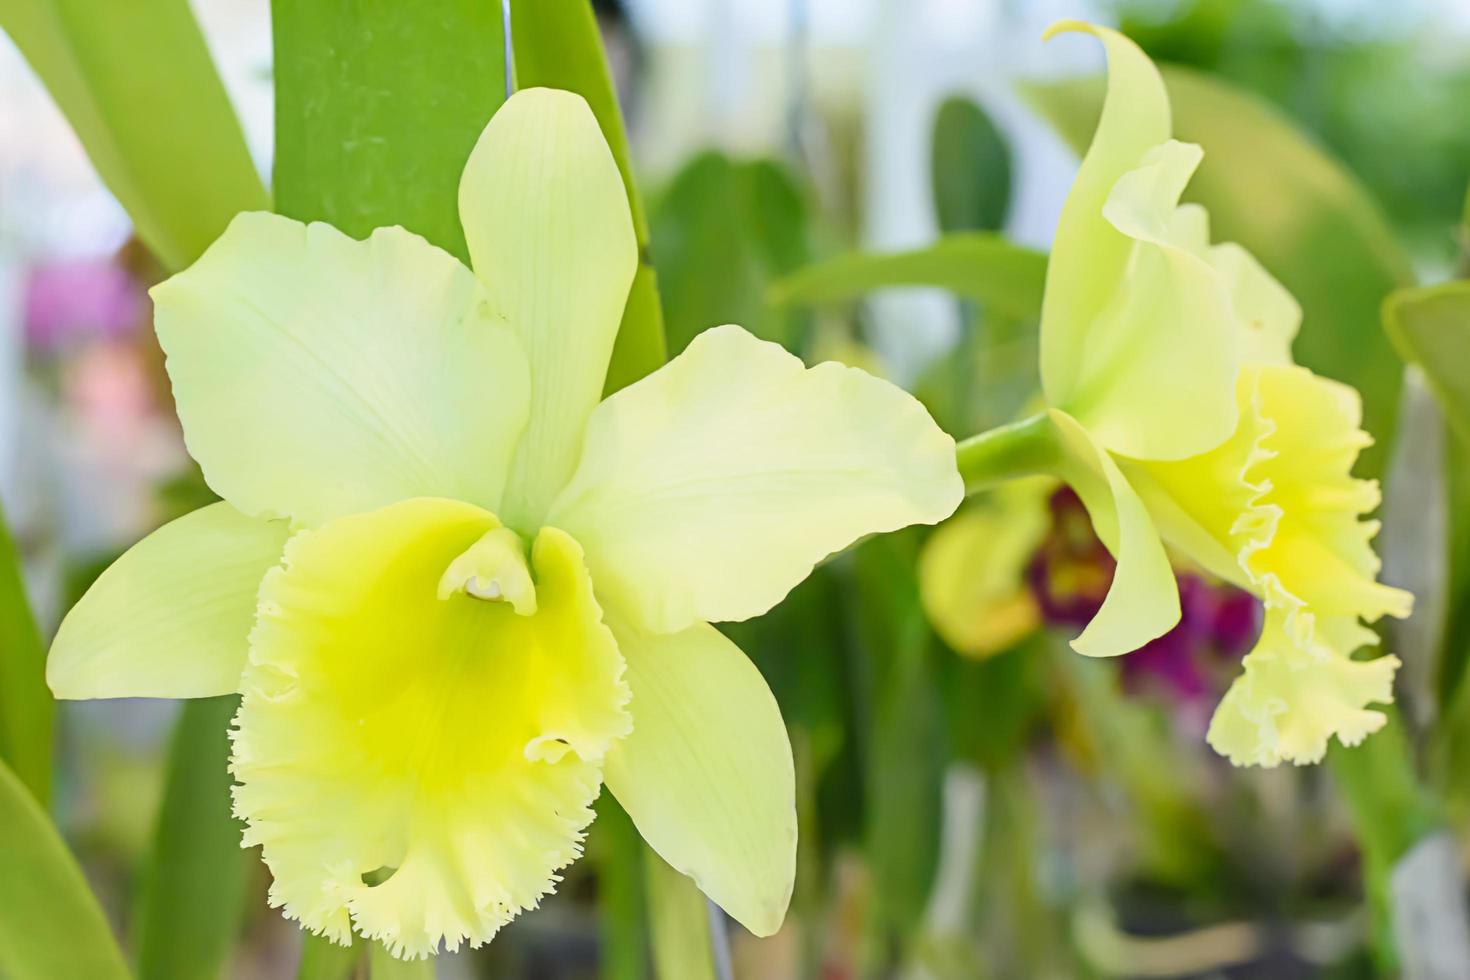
[1027,488,1261,704]
[23,257,145,352]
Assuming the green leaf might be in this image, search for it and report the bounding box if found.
[770,234,1047,323]
[1025,65,1414,476]
[133,696,249,980]
[0,0,267,271]
[850,531,945,939]
[0,755,129,979]
[652,152,813,356]
[0,500,52,804]
[510,0,667,392]
[1328,711,1441,971]
[931,96,1012,234]
[296,934,360,980]
[1385,280,1470,448]
[271,0,506,262]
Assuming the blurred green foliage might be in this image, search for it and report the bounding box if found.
[1116,0,1470,264]
[652,152,814,356]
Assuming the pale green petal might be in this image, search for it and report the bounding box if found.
[1050,410,1179,657]
[1208,242,1300,365]
[603,619,795,937]
[152,212,530,528]
[48,503,288,699]
[1040,20,1169,405]
[549,325,963,634]
[459,88,638,530]
[1063,139,1240,460]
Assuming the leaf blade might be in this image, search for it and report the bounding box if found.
[0,755,130,980]
[769,234,1048,322]
[1,0,267,270]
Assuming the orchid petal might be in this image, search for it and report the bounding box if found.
[1049,410,1179,657]
[549,325,962,634]
[603,619,795,937]
[48,503,287,699]
[459,88,637,529]
[152,213,530,528]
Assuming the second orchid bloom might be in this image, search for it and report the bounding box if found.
[993,22,1411,767]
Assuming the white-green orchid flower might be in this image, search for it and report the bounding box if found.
[48,88,963,957]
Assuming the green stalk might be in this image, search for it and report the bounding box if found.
[645,851,718,980]
[954,413,1060,495]
[369,943,434,979]
[593,796,650,980]
[0,500,52,804]
[297,934,361,980]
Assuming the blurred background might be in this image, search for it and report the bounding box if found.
[4,0,1470,976]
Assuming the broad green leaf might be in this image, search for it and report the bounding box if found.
[1025,65,1413,476]
[270,0,506,261]
[0,0,266,271]
[1383,281,1470,714]
[1384,280,1470,447]
[134,696,250,980]
[653,152,813,355]
[769,234,1047,323]
[510,0,667,392]
[931,96,1012,234]
[0,756,129,979]
[0,500,51,803]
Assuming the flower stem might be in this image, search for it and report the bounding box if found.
[954,412,1061,495]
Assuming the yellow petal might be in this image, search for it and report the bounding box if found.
[1049,410,1179,657]
[232,498,629,957]
[152,212,530,528]
[48,503,287,699]
[603,619,795,937]
[1207,612,1398,767]
[1240,365,1412,625]
[459,88,638,530]
[918,479,1051,657]
[1128,363,1412,630]
[549,325,962,634]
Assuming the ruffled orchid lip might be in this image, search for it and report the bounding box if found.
[230,498,630,958]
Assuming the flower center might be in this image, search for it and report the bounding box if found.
[437,525,538,615]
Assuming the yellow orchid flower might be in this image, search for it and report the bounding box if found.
[964,22,1412,766]
[46,88,963,957]
[919,477,1052,657]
